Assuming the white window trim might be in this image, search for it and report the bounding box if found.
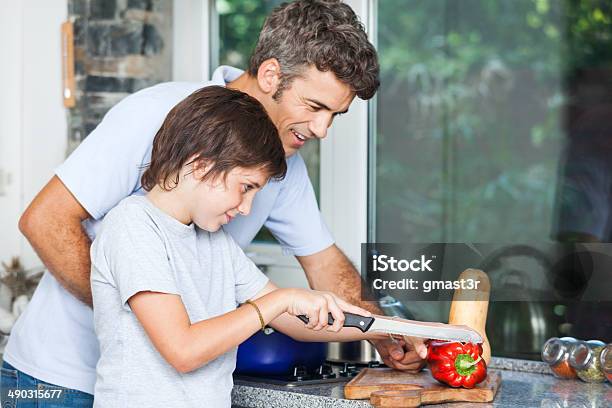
[320,0,373,270]
[172,0,212,82]
[181,0,373,274]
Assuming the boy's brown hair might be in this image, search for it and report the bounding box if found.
[141,86,286,191]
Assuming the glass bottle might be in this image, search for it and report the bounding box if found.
[600,343,611,384]
[541,337,578,379]
[569,340,606,383]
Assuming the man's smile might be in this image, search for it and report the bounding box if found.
[291,129,309,141]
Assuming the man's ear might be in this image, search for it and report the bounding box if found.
[256,58,282,96]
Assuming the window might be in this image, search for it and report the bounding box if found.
[372,0,612,359]
[203,0,611,359]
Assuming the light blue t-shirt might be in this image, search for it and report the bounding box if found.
[4,66,333,394]
[91,195,268,408]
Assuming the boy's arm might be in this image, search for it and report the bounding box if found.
[128,282,378,374]
[128,288,287,373]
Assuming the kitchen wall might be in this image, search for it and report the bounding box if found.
[67,0,173,151]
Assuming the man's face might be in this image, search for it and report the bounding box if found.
[267,66,355,157]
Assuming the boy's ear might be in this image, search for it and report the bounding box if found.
[190,158,212,180]
[256,58,282,96]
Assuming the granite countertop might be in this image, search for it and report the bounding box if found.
[231,357,612,408]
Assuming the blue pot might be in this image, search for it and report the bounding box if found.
[235,328,327,376]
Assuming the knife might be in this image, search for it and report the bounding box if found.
[297,313,483,344]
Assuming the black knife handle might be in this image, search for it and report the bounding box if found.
[297,312,375,332]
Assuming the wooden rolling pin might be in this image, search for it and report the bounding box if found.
[448,268,491,365]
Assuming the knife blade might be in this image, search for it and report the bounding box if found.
[297,313,482,344]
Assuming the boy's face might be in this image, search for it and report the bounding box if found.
[267,66,355,157]
[190,166,269,232]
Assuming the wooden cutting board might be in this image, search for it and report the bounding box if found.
[344,368,501,407]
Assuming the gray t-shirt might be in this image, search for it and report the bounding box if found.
[90,195,268,408]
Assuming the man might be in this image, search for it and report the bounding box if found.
[1,0,426,403]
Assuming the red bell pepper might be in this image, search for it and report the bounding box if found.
[426,341,487,388]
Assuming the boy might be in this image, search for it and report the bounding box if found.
[91,86,375,407]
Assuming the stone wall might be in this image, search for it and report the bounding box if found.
[67,0,172,153]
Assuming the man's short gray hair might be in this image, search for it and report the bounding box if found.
[248,0,380,101]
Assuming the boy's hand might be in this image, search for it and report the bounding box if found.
[284,288,371,332]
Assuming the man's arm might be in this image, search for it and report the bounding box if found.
[296,244,427,371]
[296,244,366,310]
[19,176,94,306]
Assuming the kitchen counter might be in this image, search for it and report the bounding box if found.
[231,357,611,408]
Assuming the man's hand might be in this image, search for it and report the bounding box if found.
[370,336,428,372]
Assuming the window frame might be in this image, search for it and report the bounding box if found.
[318,0,373,270]
[172,0,213,82]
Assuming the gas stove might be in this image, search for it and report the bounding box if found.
[233,361,381,387]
